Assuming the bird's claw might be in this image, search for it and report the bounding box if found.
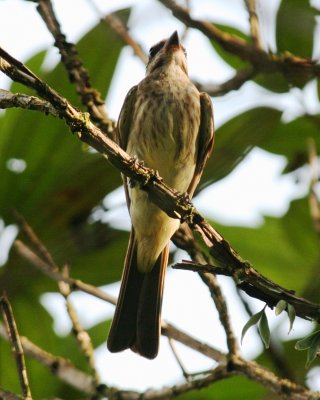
[177,192,195,224]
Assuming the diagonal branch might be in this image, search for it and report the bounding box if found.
[158,0,319,84]
[244,0,262,49]
[173,261,320,321]
[34,0,115,137]
[1,47,320,324]
[0,296,32,400]
[0,88,59,117]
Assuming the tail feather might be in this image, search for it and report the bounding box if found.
[107,231,168,359]
[107,233,143,352]
[135,245,169,359]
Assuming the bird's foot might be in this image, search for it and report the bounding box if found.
[177,192,195,224]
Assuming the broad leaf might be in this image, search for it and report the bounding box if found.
[276,0,317,59]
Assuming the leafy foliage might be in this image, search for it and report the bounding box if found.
[1,1,320,398]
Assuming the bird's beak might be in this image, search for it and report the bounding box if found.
[165,31,180,49]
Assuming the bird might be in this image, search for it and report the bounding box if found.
[107,30,214,359]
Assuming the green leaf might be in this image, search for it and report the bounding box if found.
[199,108,282,188]
[210,198,320,294]
[210,24,250,70]
[276,0,317,59]
[275,300,287,316]
[254,71,291,93]
[287,303,296,334]
[241,309,263,344]
[295,330,320,350]
[260,116,320,171]
[258,310,270,349]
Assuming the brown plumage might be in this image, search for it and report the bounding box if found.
[107,31,214,359]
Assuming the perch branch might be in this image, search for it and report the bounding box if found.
[173,261,320,321]
[0,88,59,117]
[1,47,320,324]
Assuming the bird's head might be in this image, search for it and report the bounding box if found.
[146,31,188,76]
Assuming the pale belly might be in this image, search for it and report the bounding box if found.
[126,74,200,271]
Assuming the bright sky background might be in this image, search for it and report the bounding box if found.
[1,0,319,392]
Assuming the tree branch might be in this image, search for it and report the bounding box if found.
[1,46,320,324]
[0,295,32,400]
[244,0,262,49]
[0,88,59,117]
[195,67,257,96]
[34,0,115,137]
[158,0,319,84]
[0,321,96,394]
[173,261,320,321]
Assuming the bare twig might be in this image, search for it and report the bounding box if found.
[158,0,318,85]
[0,89,59,117]
[0,296,32,400]
[14,240,117,305]
[13,210,57,269]
[231,357,319,400]
[168,338,190,380]
[173,225,239,355]
[35,0,114,137]
[0,321,95,394]
[2,47,320,328]
[195,67,257,96]
[199,271,239,356]
[103,13,148,64]
[244,0,262,48]
[162,321,227,363]
[173,261,320,322]
[59,265,100,386]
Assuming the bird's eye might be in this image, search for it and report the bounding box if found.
[149,40,166,60]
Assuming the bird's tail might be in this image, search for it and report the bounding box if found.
[107,231,169,359]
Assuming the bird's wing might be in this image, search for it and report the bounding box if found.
[187,92,215,197]
[116,85,138,209]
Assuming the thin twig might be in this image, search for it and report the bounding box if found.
[162,321,227,363]
[173,225,239,356]
[103,13,148,64]
[0,89,59,117]
[35,0,114,137]
[168,338,190,380]
[14,240,117,305]
[244,0,262,48]
[173,261,320,322]
[2,47,320,327]
[195,66,257,96]
[59,265,100,386]
[0,295,32,400]
[158,0,318,84]
[199,271,239,356]
[0,321,95,394]
[13,210,57,269]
